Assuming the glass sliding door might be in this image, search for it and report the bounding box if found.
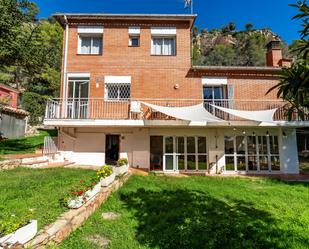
[164,137,174,171]
[67,77,90,119]
[176,137,185,170]
[150,136,163,171]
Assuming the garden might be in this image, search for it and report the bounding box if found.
[59,175,309,249]
[0,158,130,247]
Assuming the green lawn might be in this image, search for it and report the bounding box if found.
[0,129,57,156]
[0,167,96,232]
[59,175,309,249]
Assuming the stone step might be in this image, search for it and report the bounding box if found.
[21,156,48,164]
[40,161,74,169]
[22,160,49,168]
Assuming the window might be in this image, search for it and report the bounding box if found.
[224,135,280,172]
[78,35,102,55]
[203,86,226,101]
[129,35,140,47]
[104,83,130,101]
[151,37,176,55]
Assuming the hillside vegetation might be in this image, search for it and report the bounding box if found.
[192,23,293,66]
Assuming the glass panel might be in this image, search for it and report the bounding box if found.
[150,136,163,171]
[165,137,173,154]
[68,81,74,98]
[177,155,185,170]
[203,87,213,100]
[236,136,246,154]
[130,37,139,46]
[271,156,280,171]
[237,156,246,171]
[187,137,196,154]
[118,84,131,99]
[198,155,207,170]
[176,137,184,154]
[247,136,257,155]
[165,155,174,171]
[106,85,119,99]
[153,38,163,55]
[92,37,102,54]
[248,156,258,171]
[187,155,196,170]
[213,87,223,99]
[78,82,89,99]
[225,136,234,154]
[225,156,235,171]
[198,137,206,154]
[259,156,269,171]
[258,136,268,155]
[270,136,279,154]
[81,37,91,54]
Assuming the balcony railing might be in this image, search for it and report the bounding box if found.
[45,98,305,122]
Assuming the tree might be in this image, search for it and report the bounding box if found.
[203,44,237,66]
[192,44,201,65]
[228,22,236,32]
[267,0,309,120]
[245,23,253,32]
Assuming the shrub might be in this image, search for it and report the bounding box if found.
[116,158,128,167]
[97,166,113,179]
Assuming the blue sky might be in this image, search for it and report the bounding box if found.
[34,0,300,44]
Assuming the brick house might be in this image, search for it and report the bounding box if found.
[44,13,306,174]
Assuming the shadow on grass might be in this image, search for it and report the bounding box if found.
[120,188,297,249]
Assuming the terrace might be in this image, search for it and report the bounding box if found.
[44,98,306,126]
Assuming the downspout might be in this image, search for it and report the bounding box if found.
[62,15,69,118]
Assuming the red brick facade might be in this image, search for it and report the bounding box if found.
[59,15,281,103]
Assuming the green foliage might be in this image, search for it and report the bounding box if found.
[21,92,48,125]
[245,23,254,32]
[0,168,97,231]
[0,129,57,155]
[116,158,128,167]
[97,166,113,179]
[0,207,34,237]
[59,175,309,249]
[192,44,201,65]
[204,44,237,66]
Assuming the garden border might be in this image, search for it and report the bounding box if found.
[24,172,131,249]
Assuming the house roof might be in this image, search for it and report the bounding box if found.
[0,104,28,116]
[53,13,197,28]
[191,65,282,77]
[0,83,20,93]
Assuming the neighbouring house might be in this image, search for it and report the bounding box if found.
[0,83,28,138]
[44,13,307,174]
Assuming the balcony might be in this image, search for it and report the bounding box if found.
[44,98,307,126]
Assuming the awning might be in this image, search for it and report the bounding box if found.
[142,102,223,122]
[211,104,277,123]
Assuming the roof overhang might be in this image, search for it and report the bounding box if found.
[54,13,197,29]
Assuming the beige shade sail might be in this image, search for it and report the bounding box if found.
[210,104,277,123]
[142,102,223,122]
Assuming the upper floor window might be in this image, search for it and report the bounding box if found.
[78,35,102,55]
[77,26,104,55]
[129,35,140,47]
[151,37,176,56]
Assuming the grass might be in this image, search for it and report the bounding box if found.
[59,175,309,249]
[0,167,97,230]
[0,129,57,156]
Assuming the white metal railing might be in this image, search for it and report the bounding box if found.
[43,136,58,155]
[44,98,307,122]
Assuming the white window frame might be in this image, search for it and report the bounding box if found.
[78,34,103,55]
[163,136,207,172]
[224,135,280,172]
[151,36,176,56]
[104,83,131,101]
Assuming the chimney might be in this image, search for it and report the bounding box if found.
[266,40,282,67]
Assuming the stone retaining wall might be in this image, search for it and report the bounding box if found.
[0,159,21,171]
[25,172,131,249]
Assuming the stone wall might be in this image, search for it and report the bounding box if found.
[0,159,21,171]
[25,173,131,249]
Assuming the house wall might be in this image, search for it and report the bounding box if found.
[58,127,298,174]
[0,87,19,108]
[62,19,280,101]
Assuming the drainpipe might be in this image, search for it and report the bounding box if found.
[62,15,69,118]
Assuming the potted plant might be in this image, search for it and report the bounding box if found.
[114,158,129,176]
[98,166,115,187]
[0,209,37,247]
[66,177,101,209]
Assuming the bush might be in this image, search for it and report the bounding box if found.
[97,166,113,179]
[116,158,128,167]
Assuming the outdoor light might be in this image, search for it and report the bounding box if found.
[266,131,270,137]
[242,130,246,135]
[252,132,256,136]
[282,131,287,138]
